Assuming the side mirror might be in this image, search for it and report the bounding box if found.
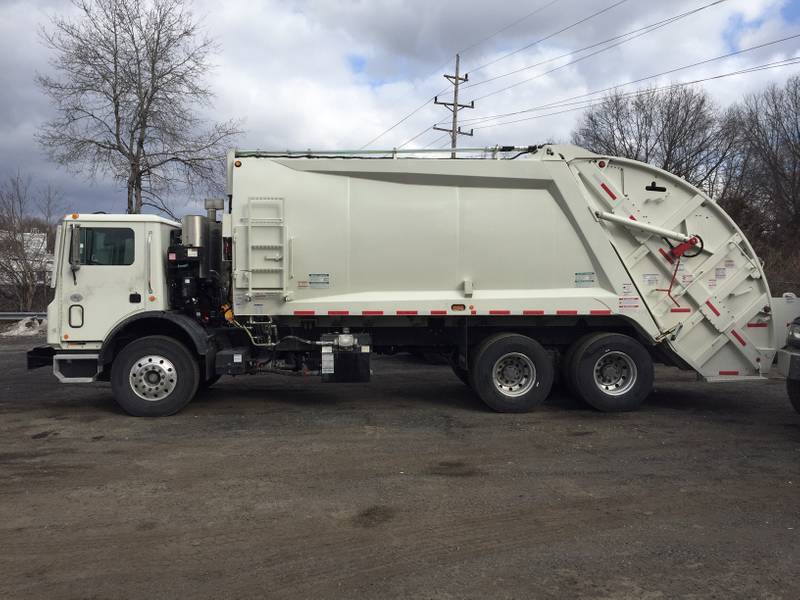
[69,224,81,282]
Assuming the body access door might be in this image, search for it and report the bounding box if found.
[59,221,147,343]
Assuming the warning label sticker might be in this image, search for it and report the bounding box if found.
[724,258,735,268]
[309,273,330,289]
[575,271,597,288]
[715,267,727,279]
[618,296,640,311]
[642,273,660,287]
[622,282,635,296]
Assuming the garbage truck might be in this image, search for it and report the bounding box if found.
[26,144,800,416]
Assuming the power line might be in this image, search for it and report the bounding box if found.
[462,0,728,96]
[358,0,560,149]
[456,32,800,128]
[457,0,560,59]
[466,0,629,75]
[396,0,719,149]
[416,1,723,143]
[467,57,800,132]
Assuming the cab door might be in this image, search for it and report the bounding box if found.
[60,222,146,343]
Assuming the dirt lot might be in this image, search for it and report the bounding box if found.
[1,335,798,599]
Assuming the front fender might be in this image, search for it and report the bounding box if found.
[98,311,211,365]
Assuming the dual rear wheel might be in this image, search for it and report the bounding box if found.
[463,332,653,413]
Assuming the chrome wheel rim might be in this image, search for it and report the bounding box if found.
[593,351,637,396]
[492,352,536,397]
[129,355,177,401]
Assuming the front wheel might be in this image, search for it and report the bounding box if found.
[788,380,800,414]
[469,333,554,412]
[111,335,200,417]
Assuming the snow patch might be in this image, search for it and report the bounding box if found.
[2,317,47,337]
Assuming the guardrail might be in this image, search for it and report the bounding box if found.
[0,312,47,321]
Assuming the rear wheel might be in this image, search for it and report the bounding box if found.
[469,333,554,413]
[111,335,199,417]
[788,380,800,414]
[570,333,653,412]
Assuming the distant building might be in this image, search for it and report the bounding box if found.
[0,229,54,286]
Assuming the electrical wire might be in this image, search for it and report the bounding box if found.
[466,57,800,132]
[403,1,727,148]
[358,0,560,149]
[465,0,729,102]
[456,32,800,128]
[466,0,629,75]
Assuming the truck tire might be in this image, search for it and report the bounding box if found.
[788,380,800,414]
[469,333,554,413]
[570,333,653,412]
[110,335,200,417]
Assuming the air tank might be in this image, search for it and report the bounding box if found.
[181,215,207,248]
[181,214,208,277]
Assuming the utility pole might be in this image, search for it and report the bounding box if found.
[433,54,474,158]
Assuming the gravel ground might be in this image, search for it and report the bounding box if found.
[1,335,798,599]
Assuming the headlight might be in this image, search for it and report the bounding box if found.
[789,322,800,348]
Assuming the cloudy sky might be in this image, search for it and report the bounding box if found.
[1,0,799,215]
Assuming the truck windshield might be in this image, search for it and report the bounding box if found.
[79,227,134,265]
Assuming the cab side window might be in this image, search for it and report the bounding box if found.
[79,227,135,266]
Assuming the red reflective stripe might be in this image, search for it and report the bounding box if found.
[557,310,578,315]
[523,310,544,315]
[430,310,447,315]
[719,370,739,376]
[294,310,315,316]
[659,247,674,264]
[706,300,720,316]
[396,310,418,315]
[362,310,383,316]
[731,330,746,346]
[470,309,477,315]
[328,310,349,316]
[671,307,691,313]
[747,322,768,328]
[489,310,510,315]
[590,309,612,315]
[600,182,617,200]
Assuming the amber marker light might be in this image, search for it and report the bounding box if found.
[234,160,242,167]
[71,213,79,219]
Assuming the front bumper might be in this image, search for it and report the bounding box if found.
[27,345,55,369]
[777,346,800,381]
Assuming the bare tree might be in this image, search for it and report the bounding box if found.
[0,174,55,311]
[572,86,736,195]
[37,0,240,216]
[729,76,800,293]
[735,76,800,242]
